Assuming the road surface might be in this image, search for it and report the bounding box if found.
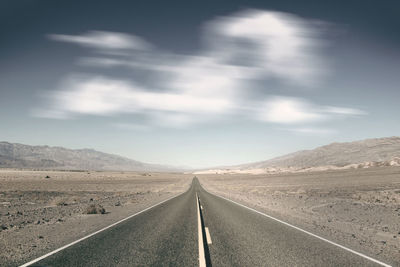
[23,178,391,267]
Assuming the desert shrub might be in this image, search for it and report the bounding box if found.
[85,204,106,214]
[56,199,68,206]
[45,175,50,179]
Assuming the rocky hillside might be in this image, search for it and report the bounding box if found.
[240,136,400,169]
[0,142,174,171]
[195,137,400,174]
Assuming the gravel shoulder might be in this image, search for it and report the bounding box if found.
[0,170,192,266]
[198,167,400,266]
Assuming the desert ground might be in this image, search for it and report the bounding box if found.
[0,169,192,266]
[198,167,400,265]
[2,167,399,266]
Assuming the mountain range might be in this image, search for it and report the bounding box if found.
[195,136,400,174]
[1,136,400,172]
[0,142,175,171]
[241,136,400,168]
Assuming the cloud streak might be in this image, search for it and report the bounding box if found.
[258,97,366,124]
[49,31,152,51]
[285,127,336,135]
[259,97,323,124]
[35,75,233,124]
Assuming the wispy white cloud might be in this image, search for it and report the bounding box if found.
[38,9,365,130]
[206,9,326,86]
[35,75,233,126]
[286,127,336,135]
[323,106,367,115]
[78,57,132,68]
[259,97,323,124]
[258,96,365,125]
[48,31,152,51]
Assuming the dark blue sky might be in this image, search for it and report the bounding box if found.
[1,0,399,167]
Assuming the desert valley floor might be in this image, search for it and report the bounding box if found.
[1,167,399,266]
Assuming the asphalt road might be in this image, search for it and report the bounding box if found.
[26,178,389,267]
[29,185,198,267]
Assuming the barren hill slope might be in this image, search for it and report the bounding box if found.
[240,136,400,169]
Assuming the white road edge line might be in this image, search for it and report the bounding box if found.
[20,190,189,267]
[205,227,212,245]
[196,193,206,267]
[200,186,392,267]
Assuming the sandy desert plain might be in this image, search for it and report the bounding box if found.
[1,167,400,266]
[0,169,192,266]
[198,166,400,265]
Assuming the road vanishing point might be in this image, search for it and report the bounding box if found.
[21,178,392,267]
